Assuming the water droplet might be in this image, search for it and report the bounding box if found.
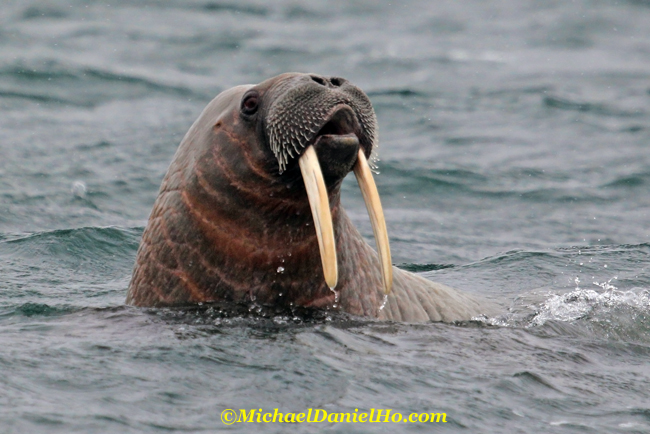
[329,287,340,303]
[277,266,285,273]
[378,294,388,312]
[71,180,86,198]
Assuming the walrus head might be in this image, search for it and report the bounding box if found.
[127,72,392,308]
[234,73,391,293]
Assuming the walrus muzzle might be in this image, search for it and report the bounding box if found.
[266,76,393,294]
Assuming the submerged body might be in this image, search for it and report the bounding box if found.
[126,73,493,322]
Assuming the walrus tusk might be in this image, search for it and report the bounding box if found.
[299,146,338,289]
[354,150,393,294]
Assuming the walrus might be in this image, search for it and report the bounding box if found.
[126,72,495,322]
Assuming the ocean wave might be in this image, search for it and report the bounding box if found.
[377,162,488,193]
[0,226,141,272]
[375,161,586,201]
[374,160,650,203]
[200,2,269,16]
[0,63,199,107]
[480,275,650,343]
[0,90,76,105]
[0,302,76,318]
[0,227,139,311]
[601,171,650,189]
[367,88,430,98]
[20,5,68,20]
[397,263,455,272]
[526,284,650,326]
[543,95,645,118]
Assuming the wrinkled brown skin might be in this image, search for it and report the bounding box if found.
[126,73,496,322]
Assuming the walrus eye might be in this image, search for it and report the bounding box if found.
[241,93,259,116]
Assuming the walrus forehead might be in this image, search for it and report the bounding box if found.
[201,85,254,124]
[254,72,309,96]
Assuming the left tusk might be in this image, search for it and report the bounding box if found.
[354,149,393,294]
[299,146,338,289]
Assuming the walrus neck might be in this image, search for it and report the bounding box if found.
[179,172,355,301]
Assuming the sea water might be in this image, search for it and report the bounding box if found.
[1,1,650,432]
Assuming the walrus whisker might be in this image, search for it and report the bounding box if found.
[354,149,393,295]
[298,145,338,289]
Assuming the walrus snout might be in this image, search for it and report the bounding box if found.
[265,74,377,174]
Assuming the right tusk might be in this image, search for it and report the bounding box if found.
[298,146,338,289]
[354,149,393,294]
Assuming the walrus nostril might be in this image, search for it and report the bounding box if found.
[310,75,327,86]
[330,77,343,87]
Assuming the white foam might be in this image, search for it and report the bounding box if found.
[528,278,650,327]
[478,277,650,328]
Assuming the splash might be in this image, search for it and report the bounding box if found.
[481,277,650,329]
[528,278,650,327]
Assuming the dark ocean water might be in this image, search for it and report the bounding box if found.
[1,0,650,432]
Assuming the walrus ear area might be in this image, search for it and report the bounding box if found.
[240,90,260,118]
